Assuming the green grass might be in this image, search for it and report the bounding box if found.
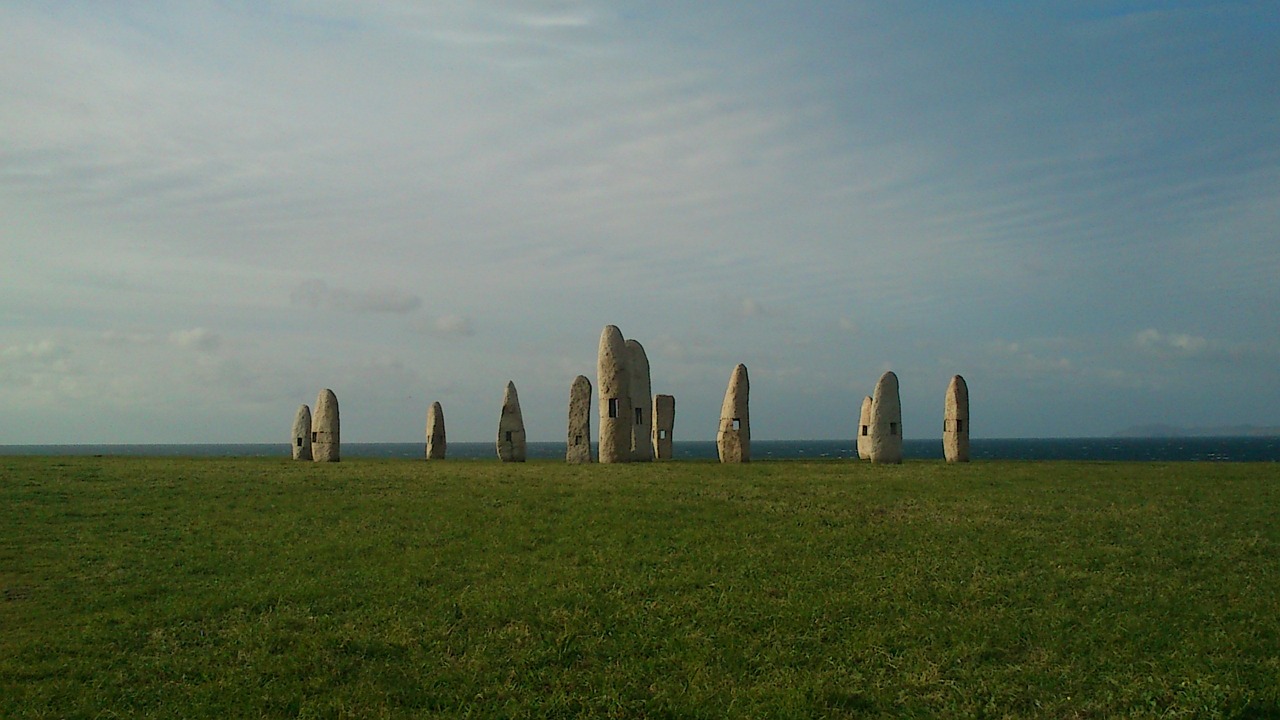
[2,456,1278,718]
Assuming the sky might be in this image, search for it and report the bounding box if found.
[3,1,1278,444]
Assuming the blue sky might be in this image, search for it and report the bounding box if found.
[2,1,1277,443]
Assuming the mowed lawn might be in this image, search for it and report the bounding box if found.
[2,456,1278,718]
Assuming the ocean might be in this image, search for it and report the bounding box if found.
[2,437,1278,462]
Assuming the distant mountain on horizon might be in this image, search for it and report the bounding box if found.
[1112,424,1280,438]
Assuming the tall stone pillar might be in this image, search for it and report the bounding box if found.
[869,372,902,464]
[653,394,675,460]
[943,375,970,463]
[626,339,653,462]
[597,325,632,463]
[496,381,526,462]
[311,389,340,462]
[291,404,312,461]
[716,364,750,463]
[426,401,446,460]
[567,375,593,464]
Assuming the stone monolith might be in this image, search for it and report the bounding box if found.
[597,325,632,463]
[291,404,312,461]
[312,388,340,462]
[856,395,872,460]
[717,364,750,463]
[653,394,675,460]
[869,371,902,464]
[626,339,653,462]
[426,401,446,460]
[567,375,593,464]
[943,374,970,463]
[496,381,526,462]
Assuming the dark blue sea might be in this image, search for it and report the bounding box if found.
[2,437,1277,461]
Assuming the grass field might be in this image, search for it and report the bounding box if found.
[2,456,1278,718]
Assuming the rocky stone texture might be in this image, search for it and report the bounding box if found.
[566,375,593,464]
[717,364,750,463]
[869,372,902,464]
[292,404,312,461]
[597,325,632,463]
[653,394,675,460]
[856,396,873,460]
[943,374,970,463]
[425,401,446,460]
[626,339,653,462]
[496,381,526,462]
[312,389,340,462]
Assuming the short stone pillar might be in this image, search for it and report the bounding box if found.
[496,381,526,462]
[291,404,312,461]
[716,364,750,463]
[312,389,340,462]
[566,375,593,464]
[869,372,902,464]
[943,375,970,463]
[856,395,872,460]
[425,401,446,460]
[653,394,675,460]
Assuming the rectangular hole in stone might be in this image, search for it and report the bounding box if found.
[311,432,318,442]
[505,431,513,442]
[890,422,899,436]
[296,438,302,447]
[957,419,965,433]
[732,418,741,430]
[659,430,667,440]
[608,398,618,418]
[635,408,643,424]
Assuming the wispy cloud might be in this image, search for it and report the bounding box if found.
[1134,328,1209,356]
[291,280,422,315]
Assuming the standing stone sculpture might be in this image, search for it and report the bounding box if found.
[943,374,970,463]
[717,364,750,463]
[597,325,632,463]
[626,339,653,462]
[291,404,312,461]
[496,381,526,462]
[425,401,446,460]
[868,371,903,464]
[653,394,675,460]
[856,396,872,460]
[311,388,340,462]
[566,375,593,464]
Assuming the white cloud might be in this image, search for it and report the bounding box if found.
[427,312,478,338]
[169,328,222,353]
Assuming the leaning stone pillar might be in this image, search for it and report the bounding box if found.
[311,389,340,462]
[943,375,969,462]
[716,364,750,463]
[597,325,632,463]
[496,381,527,462]
[566,375,593,464]
[426,401,446,460]
[291,404,312,460]
[869,372,902,464]
[856,395,873,460]
[653,394,675,460]
[626,339,653,462]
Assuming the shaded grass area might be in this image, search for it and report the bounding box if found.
[2,456,1278,718]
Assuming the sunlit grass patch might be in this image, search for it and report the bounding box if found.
[2,456,1278,717]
